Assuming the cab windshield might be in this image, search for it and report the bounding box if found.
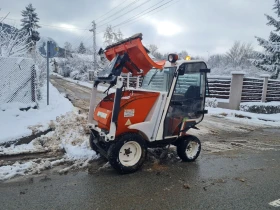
[141,67,176,92]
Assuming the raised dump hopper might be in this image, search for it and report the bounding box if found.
[104,33,165,76]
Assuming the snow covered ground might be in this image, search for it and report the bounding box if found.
[0,83,73,144]
[208,107,280,126]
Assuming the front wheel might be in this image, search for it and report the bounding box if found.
[177,135,201,162]
[107,133,147,174]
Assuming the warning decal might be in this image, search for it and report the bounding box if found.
[124,109,135,117]
[97,111,107,119]
[125,119,132,126]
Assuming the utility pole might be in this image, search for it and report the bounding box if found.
[64,48,66,71]
[89,21,97,71]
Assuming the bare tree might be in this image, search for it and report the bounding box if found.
[103,26,123,47]
[178,50,188,59]
[0,27,31,57]
[147,44,158,55]
[226,41,254,68]
[64,42,72,52]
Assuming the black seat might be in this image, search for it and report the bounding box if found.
[184,85,200,100]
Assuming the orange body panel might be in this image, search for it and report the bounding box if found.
[93,90,159,136]
[105,38,165,76]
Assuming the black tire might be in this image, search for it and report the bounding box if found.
[89,132,99,154]
[107,133,147,174]
[177,135,201,162]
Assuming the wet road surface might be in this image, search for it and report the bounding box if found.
[0,150,279,210]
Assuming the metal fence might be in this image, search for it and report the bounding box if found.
[208,74,280,102]
[0,57,36,104]
[208,76,231,99]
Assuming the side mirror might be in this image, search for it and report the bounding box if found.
[178,66,185,75]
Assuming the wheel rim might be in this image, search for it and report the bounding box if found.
[185,141,199,159]
[119,141,142,166]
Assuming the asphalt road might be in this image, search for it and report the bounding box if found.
[0,150,279,210]
[1,76,279,210]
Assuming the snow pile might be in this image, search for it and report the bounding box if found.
[0,111,97,181]
[240,102,280,114]
[0,83,73,144]
[208,107,280,126]
[47,111,96,160]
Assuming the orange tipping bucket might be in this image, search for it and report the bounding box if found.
[104,33,165,76]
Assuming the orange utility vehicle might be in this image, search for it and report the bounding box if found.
[88,33,210,173]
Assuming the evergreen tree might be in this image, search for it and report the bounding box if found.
[78,42,86,54]
[252,0,280,79]
[20,4,40,50]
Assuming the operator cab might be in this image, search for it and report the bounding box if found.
[140,58,209,139]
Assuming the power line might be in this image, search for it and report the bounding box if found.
[97,0,178,34]
[113,0,181,30]
[96,0,168,32]
[0,12,10,23]
[96,0,140,24]
[95,0,130,21]
[98,0,152,28]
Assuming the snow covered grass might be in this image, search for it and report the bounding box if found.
[0,111,98,181]
[208,107,280,126]
[240,102,280,114]
[0,83,73,144]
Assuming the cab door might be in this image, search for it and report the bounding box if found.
[163,62,209,138]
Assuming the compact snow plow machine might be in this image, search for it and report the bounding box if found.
[88,33,210,174]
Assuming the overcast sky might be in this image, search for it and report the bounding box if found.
[0,0,274,58]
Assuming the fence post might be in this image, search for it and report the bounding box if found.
[260,74,270,103]
[31,65,36,102]
[127,73,130,89]
[136,76,140,89]
[228,71,245,110]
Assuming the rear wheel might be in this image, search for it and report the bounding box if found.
[107,133,147,174]
[177,135,201,162]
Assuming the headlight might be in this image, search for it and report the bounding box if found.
[168,54,178,63]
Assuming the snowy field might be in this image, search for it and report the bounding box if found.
[0,83,73,144]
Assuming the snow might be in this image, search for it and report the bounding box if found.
[0,139,46,156]
[231,71,246,75]
[260,74,270,77]
[0,83,73,144]
[0,161,35,180]
[208,107,280,126]
[241,101,280,106]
